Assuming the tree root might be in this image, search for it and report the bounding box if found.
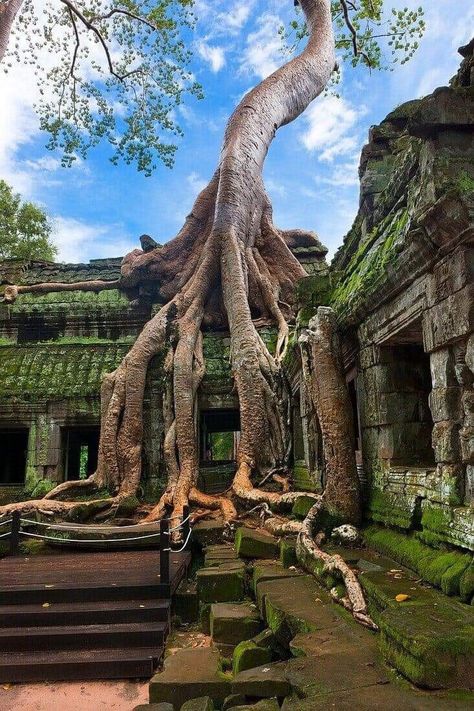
[296,500,377,630]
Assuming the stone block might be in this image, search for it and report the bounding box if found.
[291,495,317,519]
[235,527,279,560]
[210,603,261,645]
[180,697,214,711]
[432,421,460,463]
[232,640,272,675]
[430,349,456,388]
[429,387,463,422]
[133,705,174,711]
[174,581,199,623]
[466,465,474,504]
[423,284,474,351]
[227,700,280,711]
[149,649,230,708]
[196,563,245,603]
[280,538,298,568]
[222,695,247,711]
[231,662,291,699]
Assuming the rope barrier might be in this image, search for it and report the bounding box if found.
[163,529,192,553]
[19,530,163,544]
[0,519,13,527]
[167,515,190,533]
[0,531,11,539]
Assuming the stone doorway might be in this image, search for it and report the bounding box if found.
[198,410,240,494]
[62,427,100,481]
[0,428,28,485]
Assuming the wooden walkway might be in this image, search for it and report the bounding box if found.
[0,549,191,682]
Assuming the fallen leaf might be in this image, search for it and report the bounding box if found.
[2,684,12,691]
[395,594,411,602]
[42,602,50,608]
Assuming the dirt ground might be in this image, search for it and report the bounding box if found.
[0,679,149,711]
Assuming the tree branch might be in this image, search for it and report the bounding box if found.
[339,0,373,67]
[59,0,143,81]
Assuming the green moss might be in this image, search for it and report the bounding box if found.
[292,463,319,493]
[292,495,318,520]
[368,488,414,529]
[363,525,471,596]
[378,599,474,689]
[196,564,246,603]
[232,640,272,675]
[280,538,298,569]
[460,563,474,604]
[330,208,409,318]
[457,171,474,194]
[235,527,279,560]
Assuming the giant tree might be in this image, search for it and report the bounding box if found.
[0,0,424,626]
[0,179,57,261]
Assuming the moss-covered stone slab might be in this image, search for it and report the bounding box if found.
[222,694,247,711]
[235,528,279,560]
[460,562,474,604]
[280,538,298,568]
[232,640,273,675]
[378,601,474,689]
[149,649,231,708]
[196,562,245,604]
[193,520,227,548]
[174,581,199,623]
[180,697,214,711]
[231,662,291,698]
[210,603,261,645]
[227,700,280,711]
[280,684,473,710]
[291,496,318,520]
[252,561,302,598]
[205,545,239,568]
[256,576,337,647]
[363,525,471,596]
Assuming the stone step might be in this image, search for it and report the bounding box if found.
[149,648,231,708]
[235,528,279,560]
[210,602,261,647]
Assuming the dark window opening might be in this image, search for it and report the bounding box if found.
[347,377,362,464]
[17,317,65,343]
[63,427,100,481]
[200,410,240,463]
[0,429,28,485]
[379,336,435,467]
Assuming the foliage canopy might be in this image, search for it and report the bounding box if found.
[0,179,57,261]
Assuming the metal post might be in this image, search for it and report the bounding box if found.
[160,518,170,585]
[182,505,190,550]
[10,511,20,556]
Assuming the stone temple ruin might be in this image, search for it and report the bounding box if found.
[0,41,473,703]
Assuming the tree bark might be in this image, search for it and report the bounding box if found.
[299,307,361,525]
[0,0,23,63]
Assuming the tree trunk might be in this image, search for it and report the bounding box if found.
[0,0,340,522]
[299,307,361,525]
[0,0,23,63]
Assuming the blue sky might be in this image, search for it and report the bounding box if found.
[0,0,472,263]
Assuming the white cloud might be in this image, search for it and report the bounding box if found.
[217,1,255,32]
[197,41,226,73]
[266,177,286,198]
[242,13,283,79]
[300,95,365,162]
[187,172,207,195]
[53,216,134,263]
